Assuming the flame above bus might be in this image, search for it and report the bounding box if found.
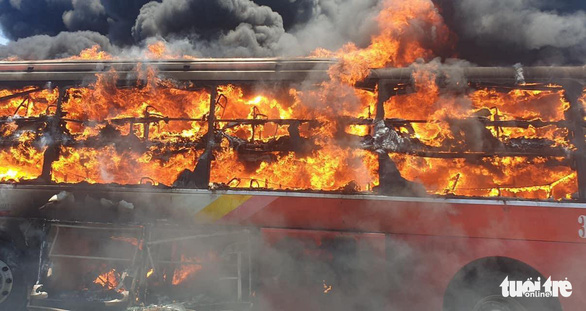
[0,0,583,201]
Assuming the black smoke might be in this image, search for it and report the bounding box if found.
[433,0,586,65]
[0,0,72,40]
[131,0,288,57]
[0,0,148,44]
[0,31,114,60]
[0,0,585,65]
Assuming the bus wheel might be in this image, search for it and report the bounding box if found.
[443,256,562,311]
[471,295,526,311]
[0,245,28,310]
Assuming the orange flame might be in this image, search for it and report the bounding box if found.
[147,42,167,59]
[68,45,113,60]
[382,70,577,200]
[172,255,203,285]
[0,1,582,200]
[93,269,120,291]
[313,0,454,84]
[0,87,59,182]
[323,280,333,294]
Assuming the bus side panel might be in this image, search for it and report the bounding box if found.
[256,228,387,311]
[254,228,586,311]
[386,234,586,310]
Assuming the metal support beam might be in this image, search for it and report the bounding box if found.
[374,80,427,197]
[40,87,66,182]
[375,80,392,121]
[199,86,218,186]
[369,66,586,85]
[175,85,218,189]
[376,80,394,194]
[0,59,335,87]
[563,80,586,200]
[0,87,42,102]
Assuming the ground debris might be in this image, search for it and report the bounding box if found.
[127,304,189,311]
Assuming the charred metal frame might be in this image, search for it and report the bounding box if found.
[138,229,252,305]
[0,59,335,87]
[40,87,66,182]
[562,80,586,199]
[28,222,144,310]
[0,60,585,199]
[370,65,586,199]
[28,222,254,310]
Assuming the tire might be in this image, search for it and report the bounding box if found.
[443,256,562,311]
[0,244,29,311]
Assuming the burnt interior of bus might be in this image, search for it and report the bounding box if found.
[32,223,385,310]
[0,60,584,310]
[36,224,141,309]
[0,61,584,201]
[33,223,254,310]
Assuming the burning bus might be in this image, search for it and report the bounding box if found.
[0,0,584,310]
[0,56,583,311]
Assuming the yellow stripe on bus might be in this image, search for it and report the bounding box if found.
[194,195,252,222]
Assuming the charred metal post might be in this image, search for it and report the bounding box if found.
[0,87,41,102]
[562,80,586,200]
[375,80,394,194]
[287,121,307,155]
[375,80,426,196]
[375,80,391,121]
[143,108,150,141]
[40,87,67,182]
[175,85,218,188]
[198,85,218,185]
[135,224,152,305]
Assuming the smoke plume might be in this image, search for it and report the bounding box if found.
[0,0,585,63]
[0,31,114,60]
[433,0,586,64]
